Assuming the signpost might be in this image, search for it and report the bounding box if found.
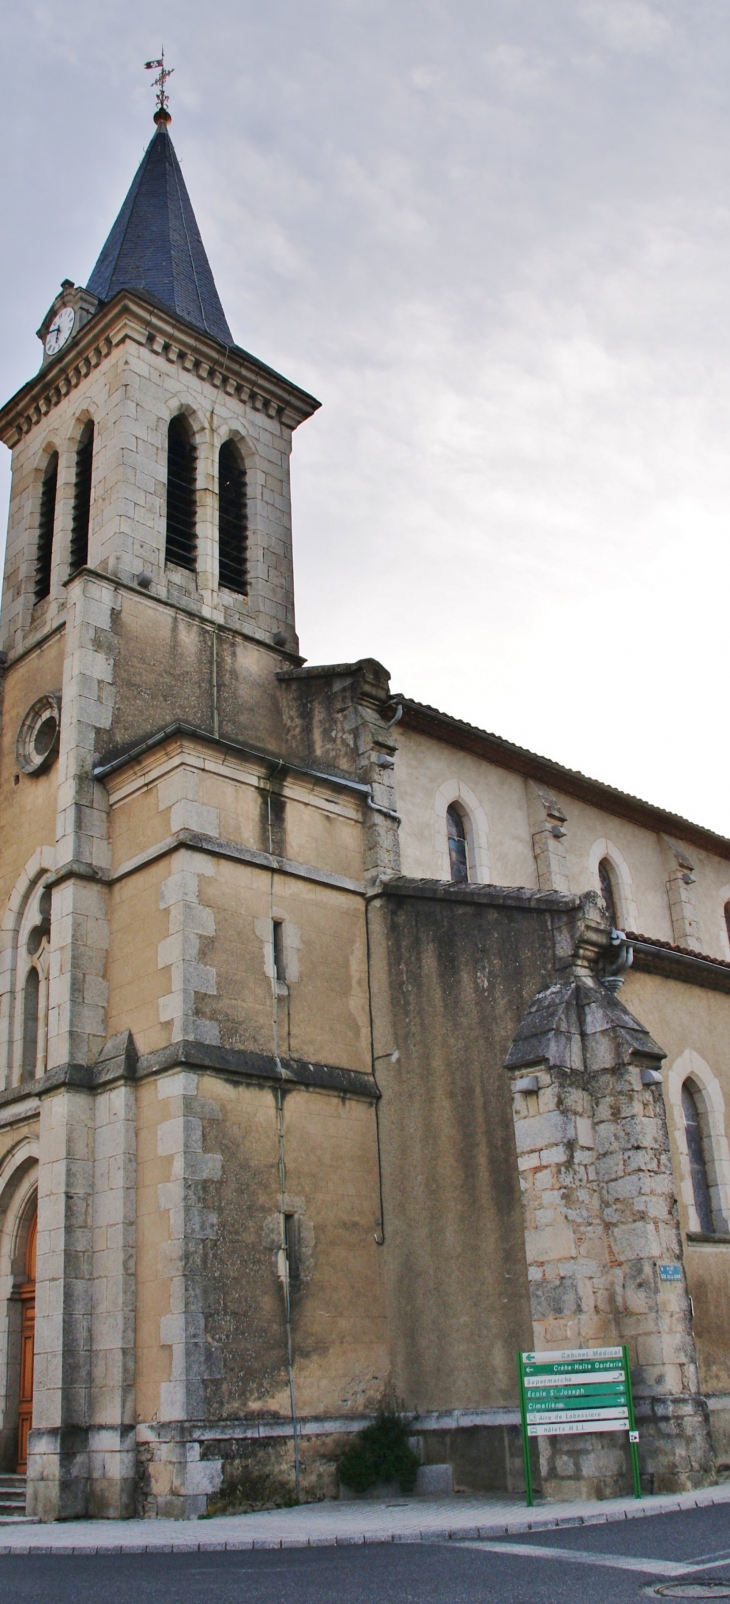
[517,1345,641,1506]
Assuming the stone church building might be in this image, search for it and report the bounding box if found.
[1,106,730,1522]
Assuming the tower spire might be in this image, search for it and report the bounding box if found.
[85,89,233,345]
[145,49,174,127]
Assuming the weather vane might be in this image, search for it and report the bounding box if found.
[145,49,174,121]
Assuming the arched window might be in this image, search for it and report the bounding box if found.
[69,421,94,574]
[447,804,469,884]
[18,887,51,1084]
[21,969,39,1083]
[682,1079,715,1235]
[218,440,248,595]
[165,415,197,571]
[34,453,58,602]
[598,857,618,929]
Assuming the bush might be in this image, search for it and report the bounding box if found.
[338,1407,420,1495]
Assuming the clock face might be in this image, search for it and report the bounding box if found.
[45,306,75,356]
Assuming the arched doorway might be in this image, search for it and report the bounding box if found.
[16,1210,36,1473]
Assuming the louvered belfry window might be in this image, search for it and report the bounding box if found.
[69,421,94,575]
[35,452,58,602]
[218,440,248,594]
[165,415,197,571]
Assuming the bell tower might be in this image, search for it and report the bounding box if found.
[0,104,335,1520]
[0,108,319,665]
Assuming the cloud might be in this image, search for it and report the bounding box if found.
[578,0,672,54]
[410,66,437,91]
[1,0,730,834]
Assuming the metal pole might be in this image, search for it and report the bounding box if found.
[517,1353,534,1508]
[623,1345,642,1499]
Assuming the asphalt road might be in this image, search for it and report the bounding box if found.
[2,1503,730,1603]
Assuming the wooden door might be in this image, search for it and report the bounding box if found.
[16,1211,36,1474]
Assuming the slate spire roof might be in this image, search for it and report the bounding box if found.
[87,120,233,346]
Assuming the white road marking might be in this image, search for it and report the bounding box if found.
[453,1541,700,1576]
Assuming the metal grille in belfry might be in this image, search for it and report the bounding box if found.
[218,440,248,594]
[69,421,94,574]
[165,415,197,570]
[35,453,58,602]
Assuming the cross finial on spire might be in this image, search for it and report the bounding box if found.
[145,48,174,126]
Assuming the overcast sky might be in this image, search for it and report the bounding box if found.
[1,1,729,832]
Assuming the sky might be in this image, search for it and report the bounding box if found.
[1,0,729,832]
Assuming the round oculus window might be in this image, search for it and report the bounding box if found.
[16,694,61,775]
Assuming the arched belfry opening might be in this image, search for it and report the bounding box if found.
[35,452,58,603]
[69,420,94,575]
[165,414,197,571]
[218,440,248,595]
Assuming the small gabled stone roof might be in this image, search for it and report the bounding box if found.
[87,123,233,346]
[505,975,665,1075]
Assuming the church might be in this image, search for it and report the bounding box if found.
[1,94,729,1523]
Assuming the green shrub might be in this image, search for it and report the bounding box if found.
[338,1407,420,1494]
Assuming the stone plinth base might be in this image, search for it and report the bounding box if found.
[136,1424,223,1520]
[26,1426,90,1521]
[136,1419,532,1518]
[538,1395,715,1503]
[27,1423,138,1520]
[635,1394,716,1494]
[89,1424,136,1518]
[538,1430,635,1503]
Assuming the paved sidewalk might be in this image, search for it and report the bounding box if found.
[1,1480,729,1554]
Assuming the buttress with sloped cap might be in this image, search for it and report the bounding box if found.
[86,122,233,346]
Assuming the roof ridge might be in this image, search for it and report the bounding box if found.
[167,132,209,337]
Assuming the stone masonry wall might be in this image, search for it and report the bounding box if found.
[506,909,715,1499]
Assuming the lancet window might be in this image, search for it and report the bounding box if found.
[68,421,94,575]
[598,857,619,929]
[18,887,52,1084]
[682,1079,716,1236]
[447,804,469,884]
[34,453,58,603]
[218,440,248,594]
[165,414,197,570]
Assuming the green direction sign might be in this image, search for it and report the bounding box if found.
[517,1344,641,1508]
[525,1380,627,1394]
[524,1360,623,1377]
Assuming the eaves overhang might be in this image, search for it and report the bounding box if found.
[0,287,321,448]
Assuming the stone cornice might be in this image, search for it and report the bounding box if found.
[369,876,581,912]
[0,1045,378,1104]
[0,288,321,447]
